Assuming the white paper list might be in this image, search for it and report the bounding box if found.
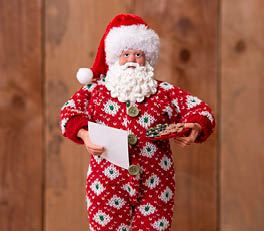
[88,121,130,169]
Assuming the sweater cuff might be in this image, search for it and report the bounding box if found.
[65,116,89,144]
[182,114,214,143]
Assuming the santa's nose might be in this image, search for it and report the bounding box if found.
[128,55,136,62]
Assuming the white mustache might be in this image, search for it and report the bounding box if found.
[120,62,141,70]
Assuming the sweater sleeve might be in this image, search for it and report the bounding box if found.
[60,82,97,144]
[164,82,216,143]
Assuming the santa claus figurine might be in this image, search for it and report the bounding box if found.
[60,14,215,231]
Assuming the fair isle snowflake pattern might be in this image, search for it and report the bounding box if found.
[95,120,106,126]
[171,98,181,113]
[186,95,202,109]
[141,142,157,158]
[93,155,103,164]
[122,117,128,127]
[138,203,156,216]
[97,77,106,85]
[90,179,105,196]
[89,224,95,231]
[144,173,160,189]
[60,118,68,134]
[107,195,126,210]
[61,99,76,110]
[160,155,172,171]
[103,164,120,180]
[102,100,120,116]
[159,186,173,203]
[93,210,112,227]
[86,165,92,177]
[122,183,136,197]
[163,106,173,118]
[199,111,214,123]
[86,195,92,210]
[117,224,131,231]
[137,112,156,129]
[152,217,169,230]
[160,82,174,91]
[82,83,96,92]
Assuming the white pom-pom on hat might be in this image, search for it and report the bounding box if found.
[76,68,93,85]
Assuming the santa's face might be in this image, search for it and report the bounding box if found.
[104,50,157,103]
[119,49,145,67]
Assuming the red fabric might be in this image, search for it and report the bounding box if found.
[60,79,215,230]
[65,116,89,144]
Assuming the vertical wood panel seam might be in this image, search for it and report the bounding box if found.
[216,0,222,230]
[41,0,46,231]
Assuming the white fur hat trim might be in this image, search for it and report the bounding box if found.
[105,24,160,67]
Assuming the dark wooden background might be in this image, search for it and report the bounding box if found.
[0,0,263,231]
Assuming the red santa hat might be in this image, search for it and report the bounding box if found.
[76,14,160,85]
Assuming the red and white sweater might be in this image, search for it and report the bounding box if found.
[60,79,215,145]
[60,78,215,229]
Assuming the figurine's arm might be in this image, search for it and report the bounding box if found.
[167,85,215,143]
[60,83,96,144]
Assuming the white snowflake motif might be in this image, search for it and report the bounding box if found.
[90,179,105,196]
[60,118,68,134]
[160,155,172,171]
[160,82,174,90]
[138,203,156,216]
[137,112,156,129]
[89,224,95,231]
[61,99,76,110]
[93,155,103,164]
[144,173,160,189]
[152,217,169,230]
[82,83,96,92]
[102,100,120,116]
[123,183,136,197]
[186,95,202,109]
[86,195,91,210]
[163,106,173,118]
[86,165,92,177]
[97,77,106,85]
[159,186,173,203]
[199,111,214,123]
[117,224,131,231]
[171,98,181,113]
[103,164,120,180]
[93,210,112,227]
[95,120,106,125]
[141,142,157,158]
[107,195,125,210]
[122,117,128,127]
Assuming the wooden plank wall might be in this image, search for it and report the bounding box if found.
[1,0,264,231]
[221,0,264,230]
[0,0,43,231]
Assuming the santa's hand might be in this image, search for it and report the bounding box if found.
[173,123,202,148]
[77,128,104,155]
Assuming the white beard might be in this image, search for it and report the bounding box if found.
[104,61,158,102]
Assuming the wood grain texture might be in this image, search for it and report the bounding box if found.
[45,0,133,230]
[0,0,43,231]
[134,0,218,230]
[221,0,264,230]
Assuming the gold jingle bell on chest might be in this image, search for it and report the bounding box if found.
[128,164,140,176]
[128,134,137,145]
[127,106,139,117]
